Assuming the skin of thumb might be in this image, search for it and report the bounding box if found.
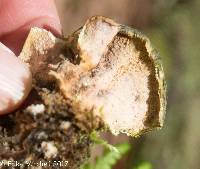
[0,42,32,115]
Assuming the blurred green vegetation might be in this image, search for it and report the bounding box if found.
[138,1,200,169]
[56,0,200,168]
[81,143,130,169]
[81,140,151,169]
[133,162,152,169]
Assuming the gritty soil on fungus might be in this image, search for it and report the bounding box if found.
[0,86,93,169]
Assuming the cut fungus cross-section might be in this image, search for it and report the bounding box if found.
[20,16,166,136]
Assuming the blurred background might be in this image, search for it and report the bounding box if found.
[55,0,200,169]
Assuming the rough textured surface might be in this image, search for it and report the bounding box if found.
[0,16,166,168]
[52,16,166,136]
[0,88,91,169]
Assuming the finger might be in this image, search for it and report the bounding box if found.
[0,42,32,115]
[0,0,61,55]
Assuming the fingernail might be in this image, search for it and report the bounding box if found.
[0,42,32,114]
[0,42,15,55]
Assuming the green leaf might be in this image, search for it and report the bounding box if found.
[80,162,93,169]
[81,131,131,169]
[90,131,119,153]
[133,162,153,169]
[94,143,131,169]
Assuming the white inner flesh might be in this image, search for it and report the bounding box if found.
[77,36,150,135]
[78,18,119,68]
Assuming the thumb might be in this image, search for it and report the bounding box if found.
[0,42,32,115]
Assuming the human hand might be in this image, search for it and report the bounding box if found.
[0,0,61,114]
